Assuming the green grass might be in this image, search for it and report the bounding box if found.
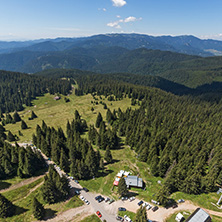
[2,177,43,203]
[118,210,136,221]
[212,215,222,222]
[79,214,101,222]
[171,192,222,212]
[4,93,136,143]
[165,210,192,222]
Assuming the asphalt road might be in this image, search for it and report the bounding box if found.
[41,151,117,222]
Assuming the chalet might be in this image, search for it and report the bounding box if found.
[185,208,211,222]
[124,175,143,188]
[54,96,60,100]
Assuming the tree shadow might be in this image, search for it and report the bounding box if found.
[104,159,120,166]
[14,205,28,216]
[0,181,11,191]
[43,208,57,221]
[95,169,114,179]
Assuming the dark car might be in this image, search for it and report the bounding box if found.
[138,200,144,206]
[152,206,159,212]
[83,187,89,192]
[118,207,126,211]
[172,204,178,209]
[74,180,79,183]
[116,216,124,221]
[98,197,105,203]
[95,195,102,200]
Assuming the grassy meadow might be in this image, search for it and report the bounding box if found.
[4,93,135,143]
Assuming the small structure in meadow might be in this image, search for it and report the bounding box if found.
[54,96,60,101]
[176,213,184,222]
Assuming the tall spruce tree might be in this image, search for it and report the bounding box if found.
[104,146,112,163]
[118,177,128,197]
[32,197,45,220]
[7,131,15,142]
[21,120,28,130]
[31,111,37,119]
[134,206,147,222]
[13,111,21,122]
[95,112,103,128]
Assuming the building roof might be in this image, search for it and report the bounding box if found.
[185,208,211,222]
[124,175,143,188]
[113,180,119,186]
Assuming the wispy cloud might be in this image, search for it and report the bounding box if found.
[111,0,127,7]
[107,16,142,29]
[98,8,107,11]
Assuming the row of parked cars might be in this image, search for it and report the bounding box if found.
[80,195,90,205]
[138,200,159,212]
[95,195,115,204]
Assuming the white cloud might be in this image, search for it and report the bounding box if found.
[116,15,121,18]
[98,8,107,11]
[107,16,142,29]
[111,0,127,7]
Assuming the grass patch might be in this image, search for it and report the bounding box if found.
[165,210,192,222]
[212,215,222,222]
[118,210,136,221]
[79,214,101,222]
[2,177,43,203]
[4,93,136,143]
[171,192,222,212]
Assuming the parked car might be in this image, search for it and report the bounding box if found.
[74,179,79,183]
[124,215,132,222]
[98,196,105,203]
[105,197,110,202]
[138,200,144,206]
[142,202,148,207]
[146,204,152,210]
[80,195,85,201]
[116,215,124,221]
[172,204,178,209]
[152,206,158,212]
[118,207,126,211]
[95,195,102,200]
[96,211,102,218]
[177,199,185,203]
[109,199,115,204]
[129,196,135,201]
[121,196,128,201]
[75,190,80,195]
[83,187,89,192]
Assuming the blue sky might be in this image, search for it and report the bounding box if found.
[0,0,222,41]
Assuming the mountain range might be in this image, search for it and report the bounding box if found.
[1,33,222,88]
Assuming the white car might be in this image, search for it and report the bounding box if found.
[80,196,85,201]
[129,196,135,201]
[146,204,152,210]
[142,202,148,207]
[124,215,132,222]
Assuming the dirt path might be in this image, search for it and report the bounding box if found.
[23,181,44,199]
[0,174,45,193]
[42,205,93,222]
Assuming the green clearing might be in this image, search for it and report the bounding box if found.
[0,177,83,222]
[4,93,135,143]
[165,210,192,222]
[79,214,101,222]
[118,210,136,221]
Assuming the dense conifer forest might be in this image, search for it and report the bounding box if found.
[36,69,222,196]
[0,70,71,113]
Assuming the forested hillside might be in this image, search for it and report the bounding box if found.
[35,71,222,197]
[0,70,71,113]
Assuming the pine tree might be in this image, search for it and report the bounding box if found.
[135,206,147,222]
[7,131,15,142]
[95,112,103,128]
[0,193,15,218]
[31,111,37,119]
[59,149,69,172]
[21,120,28,130]
[118,177,128,197]
[104,147,112,163]
[32,197,45,220]
[13,111,21,122]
